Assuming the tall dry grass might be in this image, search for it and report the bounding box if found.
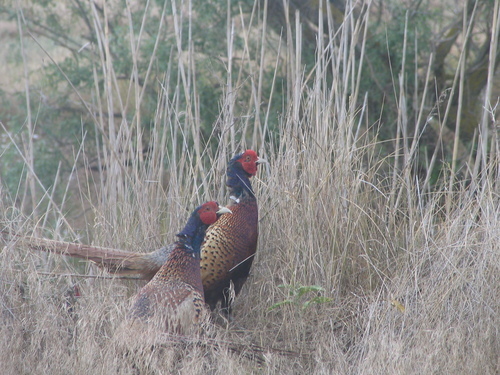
[1,0,499,374]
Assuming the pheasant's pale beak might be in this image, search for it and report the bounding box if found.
[217,206,232,215]
[256,156,267,164]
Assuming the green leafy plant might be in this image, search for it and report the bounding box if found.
[268,284,333,311]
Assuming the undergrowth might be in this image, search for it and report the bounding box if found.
[1,0,498,374]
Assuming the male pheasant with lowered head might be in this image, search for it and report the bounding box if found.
[127,201,231,333]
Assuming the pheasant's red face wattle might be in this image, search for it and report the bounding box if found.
[198,202,219,225]
[238,150,259,176]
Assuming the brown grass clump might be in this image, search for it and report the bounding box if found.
[1,0,499,373]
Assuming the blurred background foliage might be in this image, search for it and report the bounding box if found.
[0,0,498,210]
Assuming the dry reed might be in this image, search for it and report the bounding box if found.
[1,0,498,374]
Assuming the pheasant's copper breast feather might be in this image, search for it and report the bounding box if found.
[201,199,258,288]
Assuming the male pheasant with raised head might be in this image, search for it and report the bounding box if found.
[127,201,231,333]
[201,150,266,311]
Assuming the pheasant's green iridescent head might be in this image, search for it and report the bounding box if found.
[176,202,231,246]
[227,150,266,195]
[197,201,232,225]
[236,150,264,176]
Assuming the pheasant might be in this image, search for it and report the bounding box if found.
[127,201,231,333]
[15,150,266,311]
[201,150,266,310]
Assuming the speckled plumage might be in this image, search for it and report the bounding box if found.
[201,150,265,310]
[201,196,258,309]
[129,245,207,332]
[128,201,229,333]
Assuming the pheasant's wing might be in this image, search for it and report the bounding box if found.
[129,281,207,332]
